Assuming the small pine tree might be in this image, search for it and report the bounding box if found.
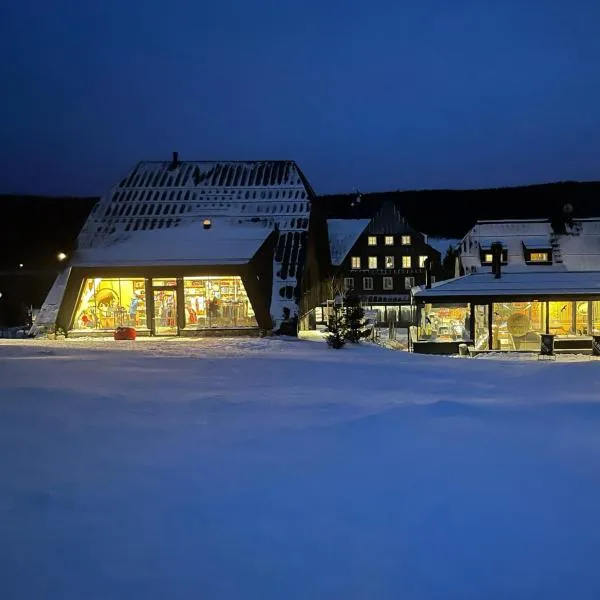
[326,302,346,349]
[343,291,369,343]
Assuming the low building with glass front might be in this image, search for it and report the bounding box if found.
[412,270,600,354]
[34,157,316,336]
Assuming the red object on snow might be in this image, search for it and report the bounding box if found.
[114,327,136,341]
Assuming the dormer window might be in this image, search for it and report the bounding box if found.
[522,240,552,264]
[480,245,508,265]
[530,252,549,262]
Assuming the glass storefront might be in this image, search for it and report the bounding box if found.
[74,278,147,330]
[473,305,489,349]
[419,303,470,342]
[72,275,257,332]
[492,301,545,351]
[183,276,256,328]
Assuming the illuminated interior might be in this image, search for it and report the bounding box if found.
[73,276,257,331]
[529,252,549,262]
[418,303,470,342]
[73,278,146,330]
[492,302,545,350]
[183,276,256,328]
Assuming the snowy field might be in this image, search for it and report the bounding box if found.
[2,337,600,599]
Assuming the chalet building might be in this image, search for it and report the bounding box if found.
[412,215,600,354]
[300,202,441,328]
[34,156,317,337]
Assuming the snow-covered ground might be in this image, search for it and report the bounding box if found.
[2,337,600,599]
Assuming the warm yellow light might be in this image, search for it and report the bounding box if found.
[203,219,212,229]
[57,252,67,261]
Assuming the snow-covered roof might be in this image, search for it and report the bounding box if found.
[327,219,370,265]
[460,219,600,273]
[413,271,600,299]
[427,238,459,256]
[72,219,273,267]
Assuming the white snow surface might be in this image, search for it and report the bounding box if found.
[426,237,459,257]
[2,338,600,599]
[72,218,272,267]
[461,219,600,273]
[327,219,370,265]
[414,269,600,298]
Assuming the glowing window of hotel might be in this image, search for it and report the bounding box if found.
[183,276,256,329]
[74,278,146,330]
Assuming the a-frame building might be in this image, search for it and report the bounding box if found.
[34,155,318,336]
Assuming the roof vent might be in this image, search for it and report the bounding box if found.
[203,218,212,230]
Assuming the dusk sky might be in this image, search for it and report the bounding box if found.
[1,0,599,197]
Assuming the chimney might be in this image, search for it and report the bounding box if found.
[491,242,503,278]
[424,258,432,289]
[171,151,179,168]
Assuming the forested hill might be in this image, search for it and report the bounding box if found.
[318,181,600,239]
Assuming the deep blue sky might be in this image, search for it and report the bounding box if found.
[1,0,599,196]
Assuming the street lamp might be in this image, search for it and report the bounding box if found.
[57,252,67,262]
[18,263,24,268]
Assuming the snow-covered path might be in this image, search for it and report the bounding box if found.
[1,338,600,599]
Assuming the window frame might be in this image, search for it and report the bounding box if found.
[404,276,415,290]
[368,256,378,269]
[402,256,412,268]
[383,276,393,290]
[363,277,374,290]
[367,236,377,246]
[401,235,411,246]
[344,277,354,290]
[351,256,361,269]
[418,255,429,268]
[384,235,394,246]
[384,256,395,269]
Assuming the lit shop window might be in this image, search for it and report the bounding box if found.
[385,236,394,246]
[419,255,428,268]
[367,236,377,246]
[368,256,378,269]
[419,303,470,342]
[183,276,256,329]
[384,256,395,268]
[351,256,361,269]
[383,277,393,290]
[401,235,411,245]
[402,256,412,268]
[74,278,146,330]
[363,277,373,290]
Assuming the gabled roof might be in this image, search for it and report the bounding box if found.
[72,218,273,267]
[326,219,370,265]
[413,271,600,299]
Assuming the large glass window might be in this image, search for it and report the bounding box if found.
[73,278,147,330]
[592,302,600,335]
[474,305,489,349]
[183,276,256,329]
[418,303,470,342]
[548,301,572,335]
[492,301,545,350]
